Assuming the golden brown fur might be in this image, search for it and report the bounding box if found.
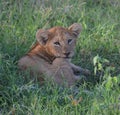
[18,23,90,87]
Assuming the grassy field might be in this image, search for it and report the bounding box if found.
[0,0,120,114]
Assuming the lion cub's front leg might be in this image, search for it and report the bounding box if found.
[52,58,79,87]
[70,63,91,76]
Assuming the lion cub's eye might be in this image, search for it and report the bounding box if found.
[68,39,73,44]
[54,42,60,46]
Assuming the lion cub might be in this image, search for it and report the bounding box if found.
[18,23,90,87]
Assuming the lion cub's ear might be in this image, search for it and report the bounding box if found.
[36,29,49,45]
[68,23,82,37]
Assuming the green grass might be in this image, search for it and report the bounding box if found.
[0,0,120,114]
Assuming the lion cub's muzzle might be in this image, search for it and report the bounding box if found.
[62,52,73,58]
[63,52,70,57]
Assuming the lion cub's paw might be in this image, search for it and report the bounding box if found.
[84,69,91,76]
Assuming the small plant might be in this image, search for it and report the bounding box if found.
[93,54,110,76]
[93,55,120,91]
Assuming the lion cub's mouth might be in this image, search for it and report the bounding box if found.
[64,56,71,58]
[56,56,71,59]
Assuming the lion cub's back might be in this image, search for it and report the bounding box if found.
[18,55,50,73]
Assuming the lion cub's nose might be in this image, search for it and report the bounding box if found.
[63,52,70,57]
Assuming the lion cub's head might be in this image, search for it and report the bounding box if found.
[36,23,82,58]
